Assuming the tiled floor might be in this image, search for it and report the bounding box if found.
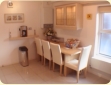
[0,59,110,84]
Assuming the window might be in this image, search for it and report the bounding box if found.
[97,7,111,58]
[99,32,111,57]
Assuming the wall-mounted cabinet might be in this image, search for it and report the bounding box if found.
[54,3,83,30]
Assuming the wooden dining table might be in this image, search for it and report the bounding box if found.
[43,39,82,75]
[51,42,81,56]
[50,41,81,75]
[41,39,81,56]
[61,46,81,56]
[50,41,82,75]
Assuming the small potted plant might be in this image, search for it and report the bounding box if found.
[44,28,57,40]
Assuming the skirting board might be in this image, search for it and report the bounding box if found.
[89,57,111,80]
[91,57,111,75]
[88,67,111,80]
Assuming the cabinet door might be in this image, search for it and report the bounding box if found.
[66,6,76,26]
[56,7,64,25]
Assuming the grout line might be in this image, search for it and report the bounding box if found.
[12,63,28,84]
[0,68,8,84]
[1,60,108,84]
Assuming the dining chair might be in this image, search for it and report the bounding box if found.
[64,45,92,83]
[50,43,64,75]
[35,38,44,64]
[42,40,52,69]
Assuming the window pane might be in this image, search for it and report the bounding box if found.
[66,6,76,26]
[103,13,111,30]
[56,8,64,25]
[99,33,111,57]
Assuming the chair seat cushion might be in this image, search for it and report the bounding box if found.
[65,59,79,71]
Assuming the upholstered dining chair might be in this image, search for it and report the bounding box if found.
[50,43,64,75]
[35,38,44,64]
[64,45,92,83]
[42,40,52,69]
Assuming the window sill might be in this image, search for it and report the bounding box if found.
[92,55,111,64]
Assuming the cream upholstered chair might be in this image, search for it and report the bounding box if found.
[42,40,52,69]
[50,43,64,75]
[35,38,43,64]
[64,45,92,83]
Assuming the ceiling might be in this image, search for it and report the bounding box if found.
[51,1,110,5]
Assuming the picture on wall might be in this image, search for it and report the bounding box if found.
[4,13,24,23]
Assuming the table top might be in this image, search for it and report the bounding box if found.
[61,47,81,56]
[50,41,81,56]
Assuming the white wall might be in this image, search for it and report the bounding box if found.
[0,1,44,66]
[43,2,53,24]
[53,3,111,80]
[53,4,97,61]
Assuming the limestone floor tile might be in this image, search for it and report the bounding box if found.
[0,76,8,84]
[1,65,18,76]
[78,74,97,84]
[28,63,40,69]
[36,71,53,82]
[0,69,4,78]
[13,63,30,72]
[96,77,110,84]
[4,72,23,83]
[81,72,110,84]
[53,75,77,83]
[1,60,110,84]
[82,72,99,83]
[0,68,7,84]
[45,70,60,78]
[78,79,95,84]
[36,67,59,80]
[23,75,45,84]
[18,69,38,79]
[46,77,76,84]
[7,79,26,84]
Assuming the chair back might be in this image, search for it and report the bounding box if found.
[78,45,92,70]
[50,43,63,65]
[35,38,43,56]
[42,40,51,60]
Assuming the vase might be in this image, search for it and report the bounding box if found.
[47,36,52,41]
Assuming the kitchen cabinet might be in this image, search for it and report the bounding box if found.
[54,3,83,30]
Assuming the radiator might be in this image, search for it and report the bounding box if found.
[91,57,111,75]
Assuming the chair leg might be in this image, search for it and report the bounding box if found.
[44,58,45,66]
[41,56,42,62]
[64,66,67,76]
[77,71,80,83]
[39,55,41,61]
[80,70,82,74]
[49,60,51,70]
[39,55,42,62]
[84,67,87,77]
[42,56,44,64]
[60,65,62,75]
[53,62,55,71]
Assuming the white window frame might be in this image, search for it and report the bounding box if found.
[96,13,111,59]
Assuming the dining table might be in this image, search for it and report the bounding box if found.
[41,39,82,75]
[49,41,82,75]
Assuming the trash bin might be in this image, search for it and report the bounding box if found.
[19,46,29,67]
